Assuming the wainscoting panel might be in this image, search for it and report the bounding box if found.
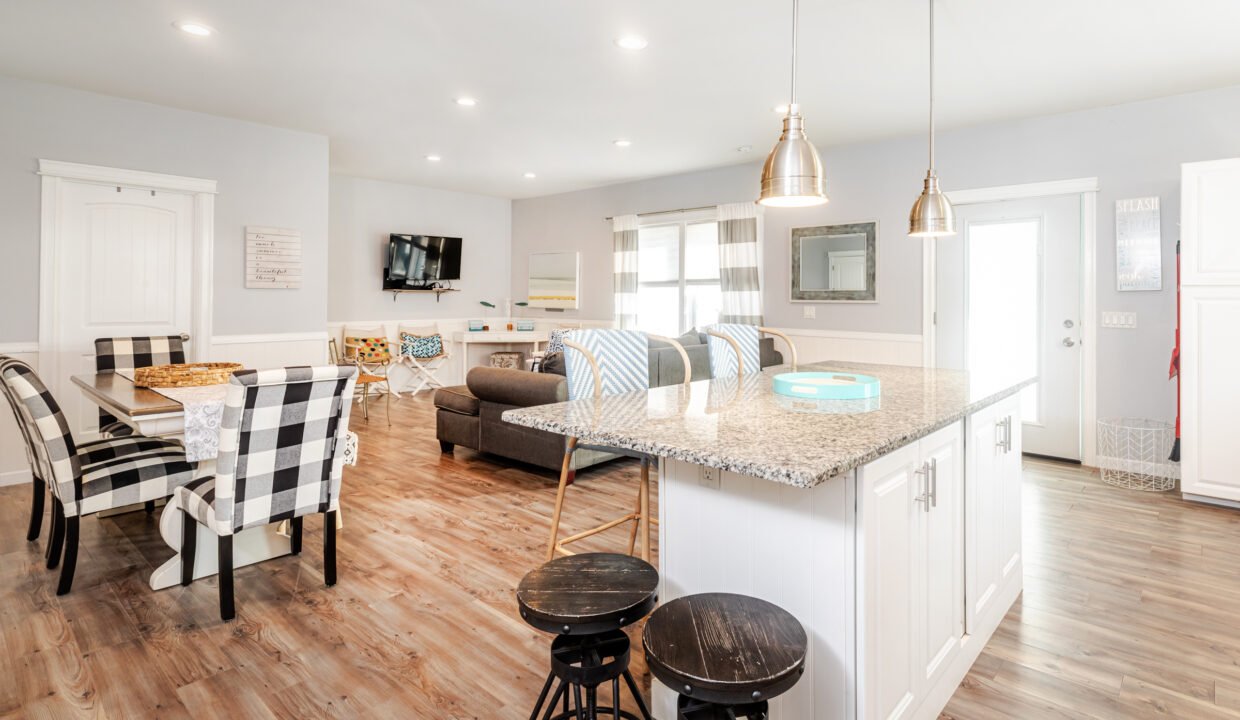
[769,328,924,367]
[0,344,39,486]
[207,332,329,369]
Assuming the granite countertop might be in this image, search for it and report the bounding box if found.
[502,361,1036,488]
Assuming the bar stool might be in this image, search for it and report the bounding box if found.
[517,553,658,720]
[642,593,807,720]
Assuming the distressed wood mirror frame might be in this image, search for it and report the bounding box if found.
[790,221,878,303]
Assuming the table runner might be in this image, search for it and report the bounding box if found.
[117,370,227,462]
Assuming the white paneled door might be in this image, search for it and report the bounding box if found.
[49,181,194,439]
[935,194,1083,461]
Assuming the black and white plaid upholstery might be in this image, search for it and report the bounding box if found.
[176,365,358,535]
[0,357,195,518]
[94,335,186,437]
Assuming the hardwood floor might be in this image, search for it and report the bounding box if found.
[0,393,1236,718]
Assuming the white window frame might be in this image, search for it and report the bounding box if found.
[637,209,719,335]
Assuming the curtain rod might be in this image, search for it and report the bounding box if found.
[603,204,718,222]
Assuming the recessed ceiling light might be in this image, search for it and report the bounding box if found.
[174,21,214,37]
[425,154,442,162]
[613,139,633,148]
[455,97,478,107]
[615,35,649,50]
[737,145,753,153]
[523,172,537,179]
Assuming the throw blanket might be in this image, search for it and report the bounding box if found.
[117,370,227,463]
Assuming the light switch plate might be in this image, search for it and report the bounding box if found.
[1101,311,1137,329]
[699,466,720,489]
[803,305,816,319]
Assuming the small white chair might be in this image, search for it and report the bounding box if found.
[395,323,451,395]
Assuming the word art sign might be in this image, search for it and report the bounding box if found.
[245,226,302,289]
[1115,197,1162,292]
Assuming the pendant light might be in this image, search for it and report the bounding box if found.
[908,0,955,236]
[758,0,827,207]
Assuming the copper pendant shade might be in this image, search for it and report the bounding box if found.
[908,0,956,237]
[759,0,828,208]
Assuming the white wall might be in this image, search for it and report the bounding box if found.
[328,174,512,324]
[512,83,1240,423]
[0,75,330,341]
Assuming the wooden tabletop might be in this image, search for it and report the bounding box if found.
[642,593,807,704]
[71,373,183,417]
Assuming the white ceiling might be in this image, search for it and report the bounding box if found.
[2,1,1239,199]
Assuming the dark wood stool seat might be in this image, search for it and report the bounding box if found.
[642,593,807,718]
[518,552,659,635]
[517,553,659,720]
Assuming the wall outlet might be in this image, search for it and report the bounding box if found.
[699,466,720,489]
[1101,311,1137,329]
[803,305,816,320]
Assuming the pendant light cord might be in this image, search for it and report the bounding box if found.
[928,0,935,172]
[790,0,799,106]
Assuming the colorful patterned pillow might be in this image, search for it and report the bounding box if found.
[345,336,391,363]
[547,328,574,355]
[401,332,443,359]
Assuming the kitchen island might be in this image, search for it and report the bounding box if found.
[505,361,1034,720]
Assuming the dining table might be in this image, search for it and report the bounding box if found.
[72,371,356,591]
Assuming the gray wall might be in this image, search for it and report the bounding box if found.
[512,83,1240,422]
[328,175,512,323]
[0,75,329,341]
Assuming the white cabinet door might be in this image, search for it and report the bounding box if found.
[1181,286,1240,500]
[966,395,1023,633]
[1182,158,1240,286]
[998,395,1024,586]
[916,422,964,695]
[858,441,920,720]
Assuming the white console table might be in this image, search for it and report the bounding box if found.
[451,330,549,379]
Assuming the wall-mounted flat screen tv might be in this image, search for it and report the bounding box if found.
[384,234,462,289]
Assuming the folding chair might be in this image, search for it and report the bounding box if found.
[341,326,393,425]
[395,323,451,395]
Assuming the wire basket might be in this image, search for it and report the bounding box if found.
[1096,418,1179,492]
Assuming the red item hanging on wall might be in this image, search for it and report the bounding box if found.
[1169,240,1181,462]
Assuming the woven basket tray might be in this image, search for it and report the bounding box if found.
[133,362,243,388]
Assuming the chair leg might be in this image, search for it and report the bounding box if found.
[385,381,392,427]
[46,500,65,569]
[27,477,45,542]
[56,515,79,596]
[144,500,156,515]
[627,473,642,557]
[181,509,197,586]
[219,535,235,621]
[639,457,652,563]
[324,510,337,587]
[362,383,370,421]
[546,437,578,562]
[290,516,303,555]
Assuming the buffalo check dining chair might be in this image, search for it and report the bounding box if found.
[175,365,358,621]
[546,329,691,562]
[0,357,197,595]
[93,335,187,438]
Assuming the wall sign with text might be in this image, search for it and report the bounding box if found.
[1115,197,1162,292]
[245,226,302,289]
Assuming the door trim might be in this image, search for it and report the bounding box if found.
[37,160,217,390]
[921,177,1099,465]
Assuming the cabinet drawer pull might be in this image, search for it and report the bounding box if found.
[914,461,931,512]
[929,457,938,508]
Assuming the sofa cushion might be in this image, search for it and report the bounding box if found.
[434,385,480,416]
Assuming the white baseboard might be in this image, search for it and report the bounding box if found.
[0,469,32,487]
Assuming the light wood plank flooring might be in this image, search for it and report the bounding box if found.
[0,392,1236,718]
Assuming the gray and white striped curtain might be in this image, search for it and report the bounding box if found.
[613,215,639,329]
[717,203,764,325]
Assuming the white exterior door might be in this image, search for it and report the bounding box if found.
[48,180,194,439]
[936,194,1083,460]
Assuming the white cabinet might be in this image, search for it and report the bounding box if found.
[858,421,964,720]
[1181,158,1240,504]
[965,393,1023,633]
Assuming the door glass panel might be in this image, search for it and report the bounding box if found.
[967,220,1040,423]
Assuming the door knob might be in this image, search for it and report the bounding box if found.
[1063,319,1074,329]
[1062,337,1076,347]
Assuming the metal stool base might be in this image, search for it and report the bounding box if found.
[678,695,770,720]
[528,630,653,720]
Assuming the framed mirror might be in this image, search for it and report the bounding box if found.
[791,222,877,302]
[527,252,580,309]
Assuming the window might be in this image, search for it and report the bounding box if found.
[636,213,721,336]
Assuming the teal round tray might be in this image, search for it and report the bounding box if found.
[772,371,881,400]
